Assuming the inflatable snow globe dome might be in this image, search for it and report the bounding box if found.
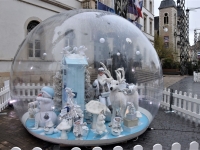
[10,9,163,145]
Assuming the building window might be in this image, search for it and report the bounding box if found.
[164,13,168,24]
[149,1,152,13]
[144,0,146,8]
[174,13,176,26]
[150,19,152,35]
[143,15,147,32]
[27,21,40,58]
[29,40,40,57]
[65,29,75,47]
[82,1,90,9]
[164,36,169,48]
[27,20,39,33]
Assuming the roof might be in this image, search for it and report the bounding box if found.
[159,0,176,10]
[64,56,88,65]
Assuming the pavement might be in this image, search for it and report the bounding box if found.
[0,75,200,150]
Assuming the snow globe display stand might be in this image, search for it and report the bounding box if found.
[10,9,163,146]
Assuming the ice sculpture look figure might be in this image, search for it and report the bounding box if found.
[111,111,123,136]
[28,86,57,129]
[93,68,112,111]
[43,113,55,135]
[96,110,108,135]
[73,116,87,140]
[99,62,139,126]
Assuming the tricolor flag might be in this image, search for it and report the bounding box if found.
[134,0,143,18]
[127,0,138,15]
[127,0,143,21]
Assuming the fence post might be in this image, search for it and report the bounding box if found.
[189,141,199,150]
[165,89,174,113]
[169,89,173,112]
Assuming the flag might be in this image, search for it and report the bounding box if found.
[127,0,137,15]
[134,0,143,18]
[97,1,115,13]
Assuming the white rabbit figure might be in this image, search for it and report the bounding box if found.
[96,110,108,135]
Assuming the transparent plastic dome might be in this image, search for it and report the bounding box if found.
[10,9,163,146]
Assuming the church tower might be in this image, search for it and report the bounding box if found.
[159,0,177,56]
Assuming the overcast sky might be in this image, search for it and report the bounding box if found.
[154,0,200,45]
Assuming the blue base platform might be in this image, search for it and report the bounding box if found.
[25,113,149,140]
[22,107,152,146]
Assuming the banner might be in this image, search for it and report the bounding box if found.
[97,1,115,13]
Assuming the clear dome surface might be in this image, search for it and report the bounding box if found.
[10,9,163,145]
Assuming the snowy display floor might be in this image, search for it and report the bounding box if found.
[22,107,152,146]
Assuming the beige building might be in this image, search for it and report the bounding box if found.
[155,0,180,61]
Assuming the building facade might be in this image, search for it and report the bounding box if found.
[0,0,154,87]
[0,0,81,85]
[138,0,154,44]
[159,0,178,59]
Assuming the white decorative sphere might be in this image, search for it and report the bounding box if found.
[99,38,105,43]
[126,38,132,44]
[136,51,140,55]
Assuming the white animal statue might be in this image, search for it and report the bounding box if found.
[100,62,139,125]
[96,110,108,135]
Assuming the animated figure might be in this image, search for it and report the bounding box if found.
[93,67,112,111]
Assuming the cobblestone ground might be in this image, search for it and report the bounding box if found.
[1,75,200,150]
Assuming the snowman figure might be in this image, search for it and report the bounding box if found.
[28,86,58,129]
[111,110,123,136]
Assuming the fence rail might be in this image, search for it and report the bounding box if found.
[0,81,10,112]
[1,81,200,124]
[10,141,200,150]
[161,87,200,123]
[14,82,51,101]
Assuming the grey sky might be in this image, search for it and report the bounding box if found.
[154,0,200,45]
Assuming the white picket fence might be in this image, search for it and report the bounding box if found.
[0,80,10,112]
[2,82,157,102]
[10,141,200,150]
[193,71,200,82]
[1,81,200,124]
[161,87,200,123]
[14,82,51,101]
